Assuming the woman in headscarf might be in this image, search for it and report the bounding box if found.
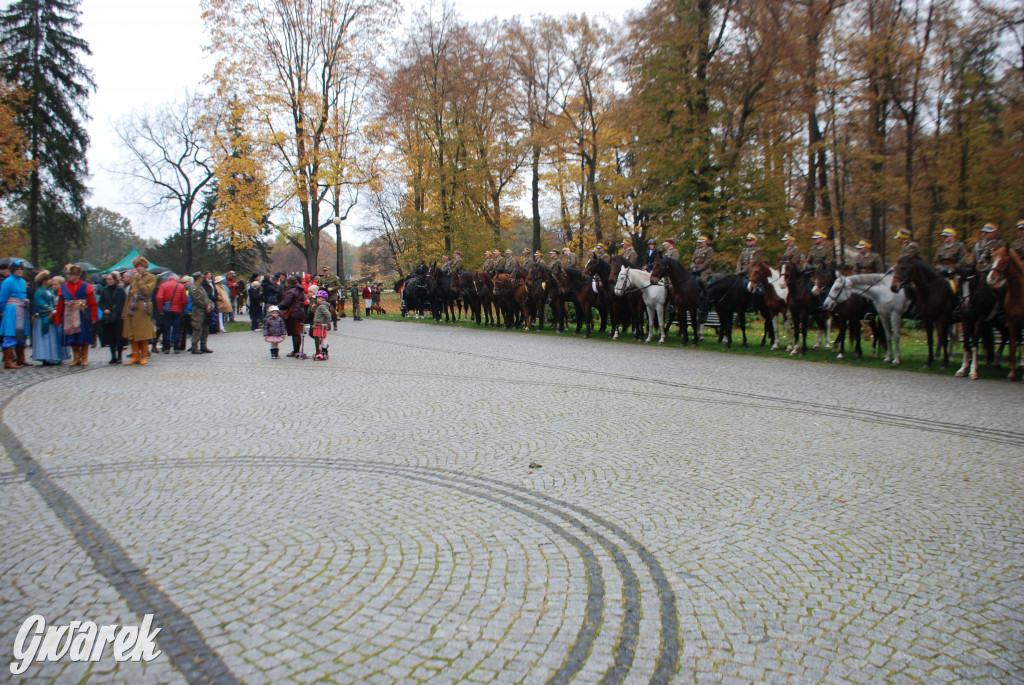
[121,256,157,365]
[56,264,98,367]
[98,271,127,364]
[0,260,33,368]
[277,276,307,357]
[30,270,68,366]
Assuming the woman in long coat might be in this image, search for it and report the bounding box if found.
[121,256,157,365]
[277,276,307,357]
[0,260,33,368]
[30,270,68,365]
[98,271,127,364]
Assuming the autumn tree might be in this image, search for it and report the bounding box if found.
[114,96,215,274]
[0,0,93,267]
[80,206,147,267]
[201,0,397,273]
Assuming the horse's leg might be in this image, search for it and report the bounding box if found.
[657,303,666,344]
[939,320,950,369]
[890,313,902,366]
[923,324,934,368]
[739,310,748,347]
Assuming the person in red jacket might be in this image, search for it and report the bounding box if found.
[155,274,189,354]
[362,283,373,317]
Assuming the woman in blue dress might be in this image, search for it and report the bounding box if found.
[0,260,33,369]
[30,270,69,365]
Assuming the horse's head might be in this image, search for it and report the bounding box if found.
[746,263,766,293]
[811,266,836,296]
[987,247,1014,291]
[613,264,629,296]
[822,274,847,311]
[890,255,912,292]
[649,258,665,283]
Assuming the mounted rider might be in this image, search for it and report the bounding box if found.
[504,249,519,273]
[621,239,638,266]
[482,251,495,273]
[594,243,610,264]
[806,231,835,271]
[895,228,920,261]
[548,249,561,269]
[690,235,714,285]
[493,250,506,271]
[533,251,546,269]
[736,233,763,274]
[440,255,452,274]
[562,247,578,268]
[853,240,883,274]
[449,251,463,274]
[780,233,804,270]
[520,248,535,272]
[643,238,659,272]
[934,227,969,303]
[973,222,1004,274]
[1012,220,1024,261]
[662,239,680,261]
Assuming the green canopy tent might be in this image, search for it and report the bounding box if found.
[100,249,164,274]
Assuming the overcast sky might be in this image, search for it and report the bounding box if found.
[66,0,650,244]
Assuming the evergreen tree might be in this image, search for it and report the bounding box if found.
[0,0,93,267]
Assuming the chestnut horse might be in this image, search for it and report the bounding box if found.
[987,247,1024,380]
[746,263,788,350]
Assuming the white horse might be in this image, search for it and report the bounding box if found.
[823,272,911,366]
[614,265,668,344]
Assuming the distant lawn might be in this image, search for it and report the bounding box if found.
[355,291,1019,382]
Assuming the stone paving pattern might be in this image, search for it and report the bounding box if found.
[1,320,1021,683]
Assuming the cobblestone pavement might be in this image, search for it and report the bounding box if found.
[1,320,1022,683]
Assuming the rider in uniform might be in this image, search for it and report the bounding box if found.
[853,240,883,274]
[934,227,969,275]
[690,235,714,284]
[504,249,519,273]
[1011,220,1024,261]
[533,251,546,269]
[440,255,452,274]
[736,233,763,274]
[895,228,920,261]
[780,233,804,269]
[482,251,495,273]
[562,247,578,268]
[549,249,561,269]
[621,239,638,266]
[493,250,506,271]
[449,251,463,274]
[643,238,659,272]
[662,239,680,261]
[594,243,611,264]
[520,248,535,272]
[806,231,835,270]
[973,222,1004,274]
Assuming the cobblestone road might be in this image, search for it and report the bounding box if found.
[1,320,1021,683]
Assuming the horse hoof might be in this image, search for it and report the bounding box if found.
[837,353,844,359]
[970,373,978,380]
[955,370,965,377]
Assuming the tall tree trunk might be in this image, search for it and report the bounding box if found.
[531,145,541,251]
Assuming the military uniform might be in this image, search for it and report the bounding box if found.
[853,251,883,274]
[663,246,680,261]
[520,252,535,271]
[320,270,343,327]
[974,237,1004,272]
[806,243,835,269]
[482,256,495,272]
[621,245,638,266]
[534,255,547,269]
[440,258,452,274]
[596,250,611,264]
[563,250,578,268]
[690,244,714,283]
[780,244,803,269]
[449,256,463,273]
[737,245,763,273]
[1011,235,1024,261]
[505,255,520,272]
[189,279,212,353]
[494,255,506,271]
[899,240,921,261]
[933,241,969,273]
[549,254,561,269]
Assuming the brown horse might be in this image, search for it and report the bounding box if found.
[987,247,1024,380]
[492,273,532,330]
[891,256,957,368]
[554,266,600,338]
[746,263,787,350]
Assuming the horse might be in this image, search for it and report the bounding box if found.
[891,256,957,368]
[649,257,701,346]
[814,267,880,360]
[701,273,775,348]
[526,263,563,332]
[987,247,1024,380]
[954,266,1001,379]
[807,265,835,349]
[401,272,431,319]
[613,264,667,344]
[581,256,612,335]
[554,266,600,338]
[473,271,499,326]
[607,256,644,340]
[779,261,823,357]
[746,263,788,350]
[492,272,531,330]
[824,272,911,366]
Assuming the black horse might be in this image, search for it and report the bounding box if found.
[697,273,767,348]
[649,257,701,346]
[891,256,957,368]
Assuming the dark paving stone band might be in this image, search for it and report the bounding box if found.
[38,454,681,684]
[0,387,240,685]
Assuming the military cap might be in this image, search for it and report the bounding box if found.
[894,228,910,239]
[812,231,827,240]
[746,233,757,241]
[856,240,871,249]
[982,222,997,233]
[783,233,796,242]
[940,227,956,237]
